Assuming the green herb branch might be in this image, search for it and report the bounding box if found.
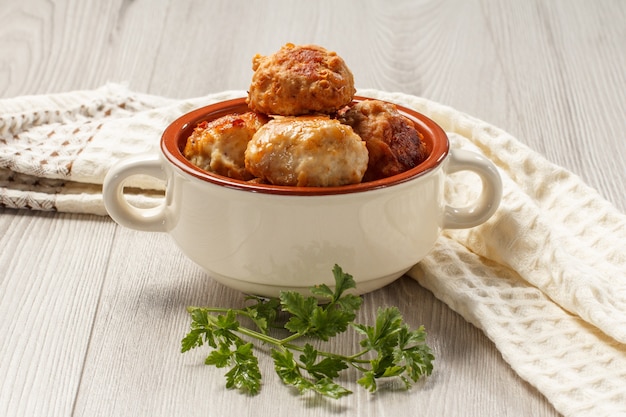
[181,265,434,399]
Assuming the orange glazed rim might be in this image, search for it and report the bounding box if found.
[160,96,449,196]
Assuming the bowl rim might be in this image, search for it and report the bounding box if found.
[160,96,449,196]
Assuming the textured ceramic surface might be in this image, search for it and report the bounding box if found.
[103,97,502,297]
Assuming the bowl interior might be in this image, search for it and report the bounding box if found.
[160,96,449,195]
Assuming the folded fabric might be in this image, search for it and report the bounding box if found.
[0,84,238,214]
[369,90,626,417]
[1,85,625,416]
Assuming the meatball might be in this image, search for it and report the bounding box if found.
[245,116,368,187]
[183,112,268,180]
[247,43,356,116]
[338,100,428,182]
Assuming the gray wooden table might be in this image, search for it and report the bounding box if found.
[1,1,625,416]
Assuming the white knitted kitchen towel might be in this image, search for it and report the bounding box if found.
[363,90,626,417]
[0,84,238,214]
[1,85,625,417]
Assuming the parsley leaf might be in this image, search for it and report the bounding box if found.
[394,325,435,385]
[354,307,404,352]
[281,265,362,341]
[299,344,348,380]
[280,291,319,335]
[243,296,281,334]
[180,307,216,351]
[271,347,351,398]
[224,342,261,395]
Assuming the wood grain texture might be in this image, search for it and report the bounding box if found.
[0,211,116,416]
[1,0,625,416]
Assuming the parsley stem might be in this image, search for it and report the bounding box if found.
[194,306,374,367]
[346,349,370,361]
[198,306,247,315]
[231,321,371,366]
[236,325,283,346]
[280,332,305,344]
[312,349,371,365]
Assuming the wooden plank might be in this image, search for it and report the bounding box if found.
[71,227,557,416]
[0,211,116,416]
[1,0,625,415]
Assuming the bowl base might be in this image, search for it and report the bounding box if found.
[206,268,410,299]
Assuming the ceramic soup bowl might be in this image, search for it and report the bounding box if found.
[103,97,502,297]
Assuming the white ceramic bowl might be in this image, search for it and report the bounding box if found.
[103,97,502,297]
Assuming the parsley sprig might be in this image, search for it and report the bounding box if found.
[181,265,434,398]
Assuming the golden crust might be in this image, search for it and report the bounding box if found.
[246,43,356,116]
[338,100,428,182]
[245,116,368,186]
[184,46,429,187]
[183,112,268,180]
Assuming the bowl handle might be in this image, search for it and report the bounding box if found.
[442,149,502,229]
[103,154,168,232]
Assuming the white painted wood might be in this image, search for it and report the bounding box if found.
[1,0,625,416]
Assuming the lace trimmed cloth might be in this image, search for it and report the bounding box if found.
[1,85,625,416]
